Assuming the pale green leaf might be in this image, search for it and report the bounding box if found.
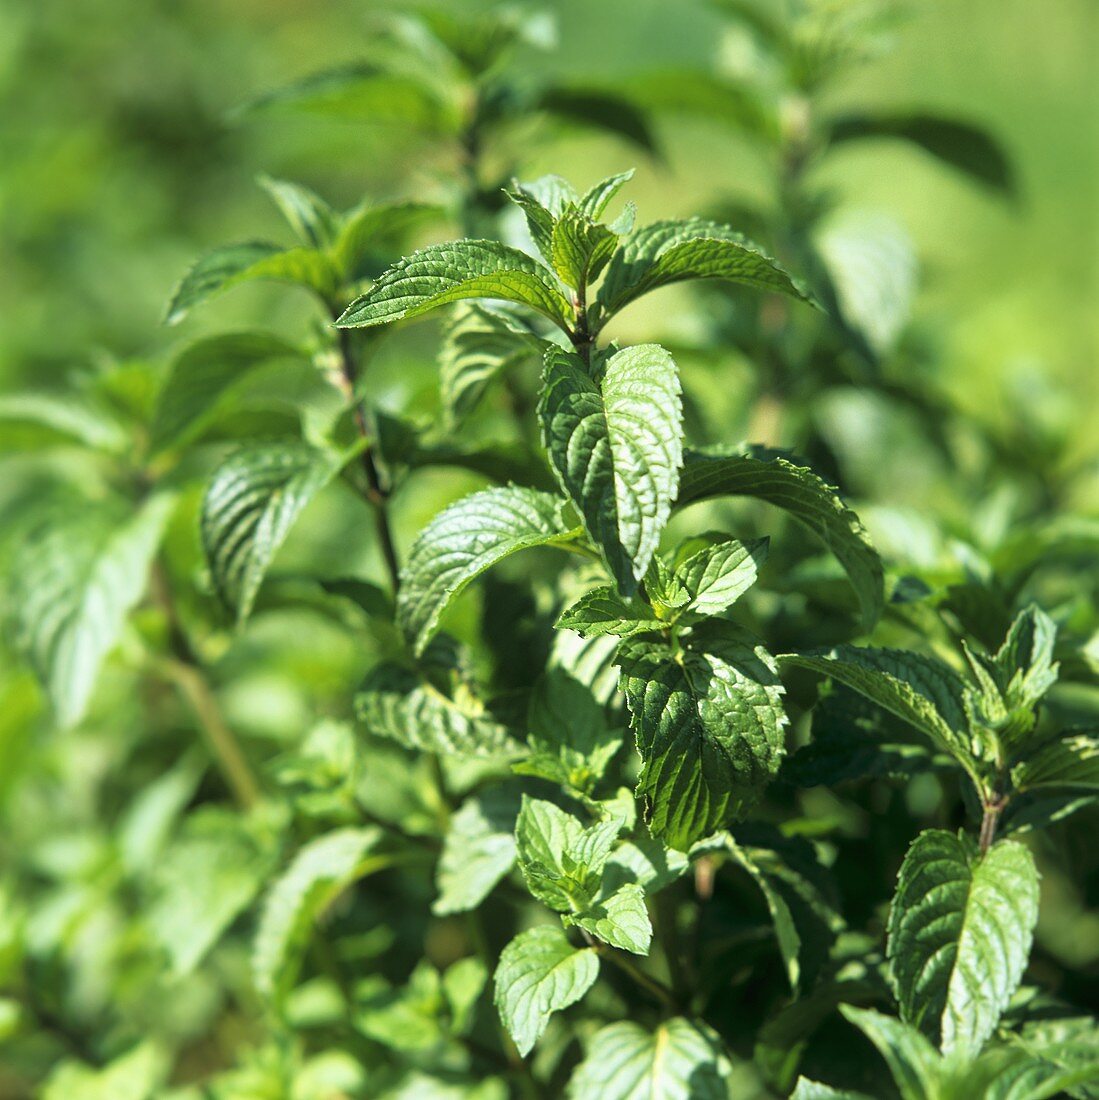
[578,170,636,219]
[150,333,309,453]
[603,838,690,895]
[839,1006,941,1100]
[779,647,972,763]
[887,830,1039,1057]
[434,787,520,914]
[1013,731,1099,791]
[568,1017,731,1099]
[165,242,336,324]
[618,619,787,850]
[539,344,683,594]
[494,925,599,1057]
[396,486,578,655]
[253,826,382,1003]
[0,392,128,454]
[597,218,812,322]
[201,441,336,623]
[9,494,175,727]
[336,240,573,330]
[42,1041,169,1100]
[676,448,883,627]
[566,882,652,955]
[791,1080,874,1100]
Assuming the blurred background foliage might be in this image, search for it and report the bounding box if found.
[0,0,1096,1096]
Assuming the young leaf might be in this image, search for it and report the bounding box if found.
[618,619,787,850]
[676,449,883,627]
[565,882,652,955]
[887,830,1039,1057]
[335,240,573,331]
[780,647,972,764]
[10,494,175,727]
[1012,730,1099,791]
[257,174,339,249]
[551,208,620,290]
[165,242,336,324]
[515,796,623,911]
[578,170,636,219]
[397,486,578,655]
[201,441,337,623]
[539,344,683,595]
[568,1018,731,1099]
[434,787,520,915]
[357,658,520,758]
[555,585,661,639]
[253,826,382,1004]
[673,536,768,615]
[438,303,543,427]
[507,176,578,262]
[596,218,812,322]
[494,925,599,1057]
[513,669,622,793]
[150,333,309,454]
[828,113,1016,196]
[839,1007,941,1100]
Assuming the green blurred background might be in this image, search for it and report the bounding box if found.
[2,0,1095,441]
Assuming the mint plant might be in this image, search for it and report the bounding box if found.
[0,6,1096,1099]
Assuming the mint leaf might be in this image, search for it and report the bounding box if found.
[596,218,812,322]
[566,882,652,955]
[618,620,787,849]
[165,242,336,323]
[434,787,520,915]
[396,486,579,655]
[201,441,336,623]
[10,494,175,727]
[253,826,382,1004]
[539,344,683,594]
[677,448,883,628]
[673,535,768,615]
[494,925,599,1057]
[887,830,1039,1057]
[791,1081,874,1100]
[257,174,338,249]
[555,586,661,638]
[568,1018,731,1099]
[1013,730,1099,791]
[838,1007,940,1100]
[150,333,309,454]
[551,208,620,290]
[515,797,623,911]
[0,392,128,454]
[336,240,573,331]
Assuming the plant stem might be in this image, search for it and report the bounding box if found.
[151,563,260,809]
[593,942,679,1011]
[979,794,1007,855]
[334,324,402,594]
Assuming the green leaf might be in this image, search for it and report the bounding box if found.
[165,242,336,324]
[618,619,787,849]
[201,441,336,623]
[150,333,309,454]
[791,1081,874,1100]
[42,1041,169,1100]
[839,1006,942,1100]
[434,787,520,914]
[0,392,128,454]
[537,86,659,154]
[676,449,883,627]
[566,882,652,955]
[257,174,339,249]
[253,826,382,1004]
[356,654,520,758]
[539,344,683,594]
[568,1017,731,1099]
[596,218,812,323]
[673,536,768,615]
[515,796,623,911]
[438,303,544,427]
[578,170,636,219]
[551,208,620,290]
[397,486,578,655]
[604,837,690,895]
[828,113,1016,195]
[494,925,599,1057]
[333,199,445,282]
[887,830,1039,1057]
[507,176,577,262]
[780,647,972,764]
[512,669,622,793]
[555,585,661,639]
[1013,731,1099,791]
[147,812,271,977]
[9,494,174,727]
[336,240,573,331]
